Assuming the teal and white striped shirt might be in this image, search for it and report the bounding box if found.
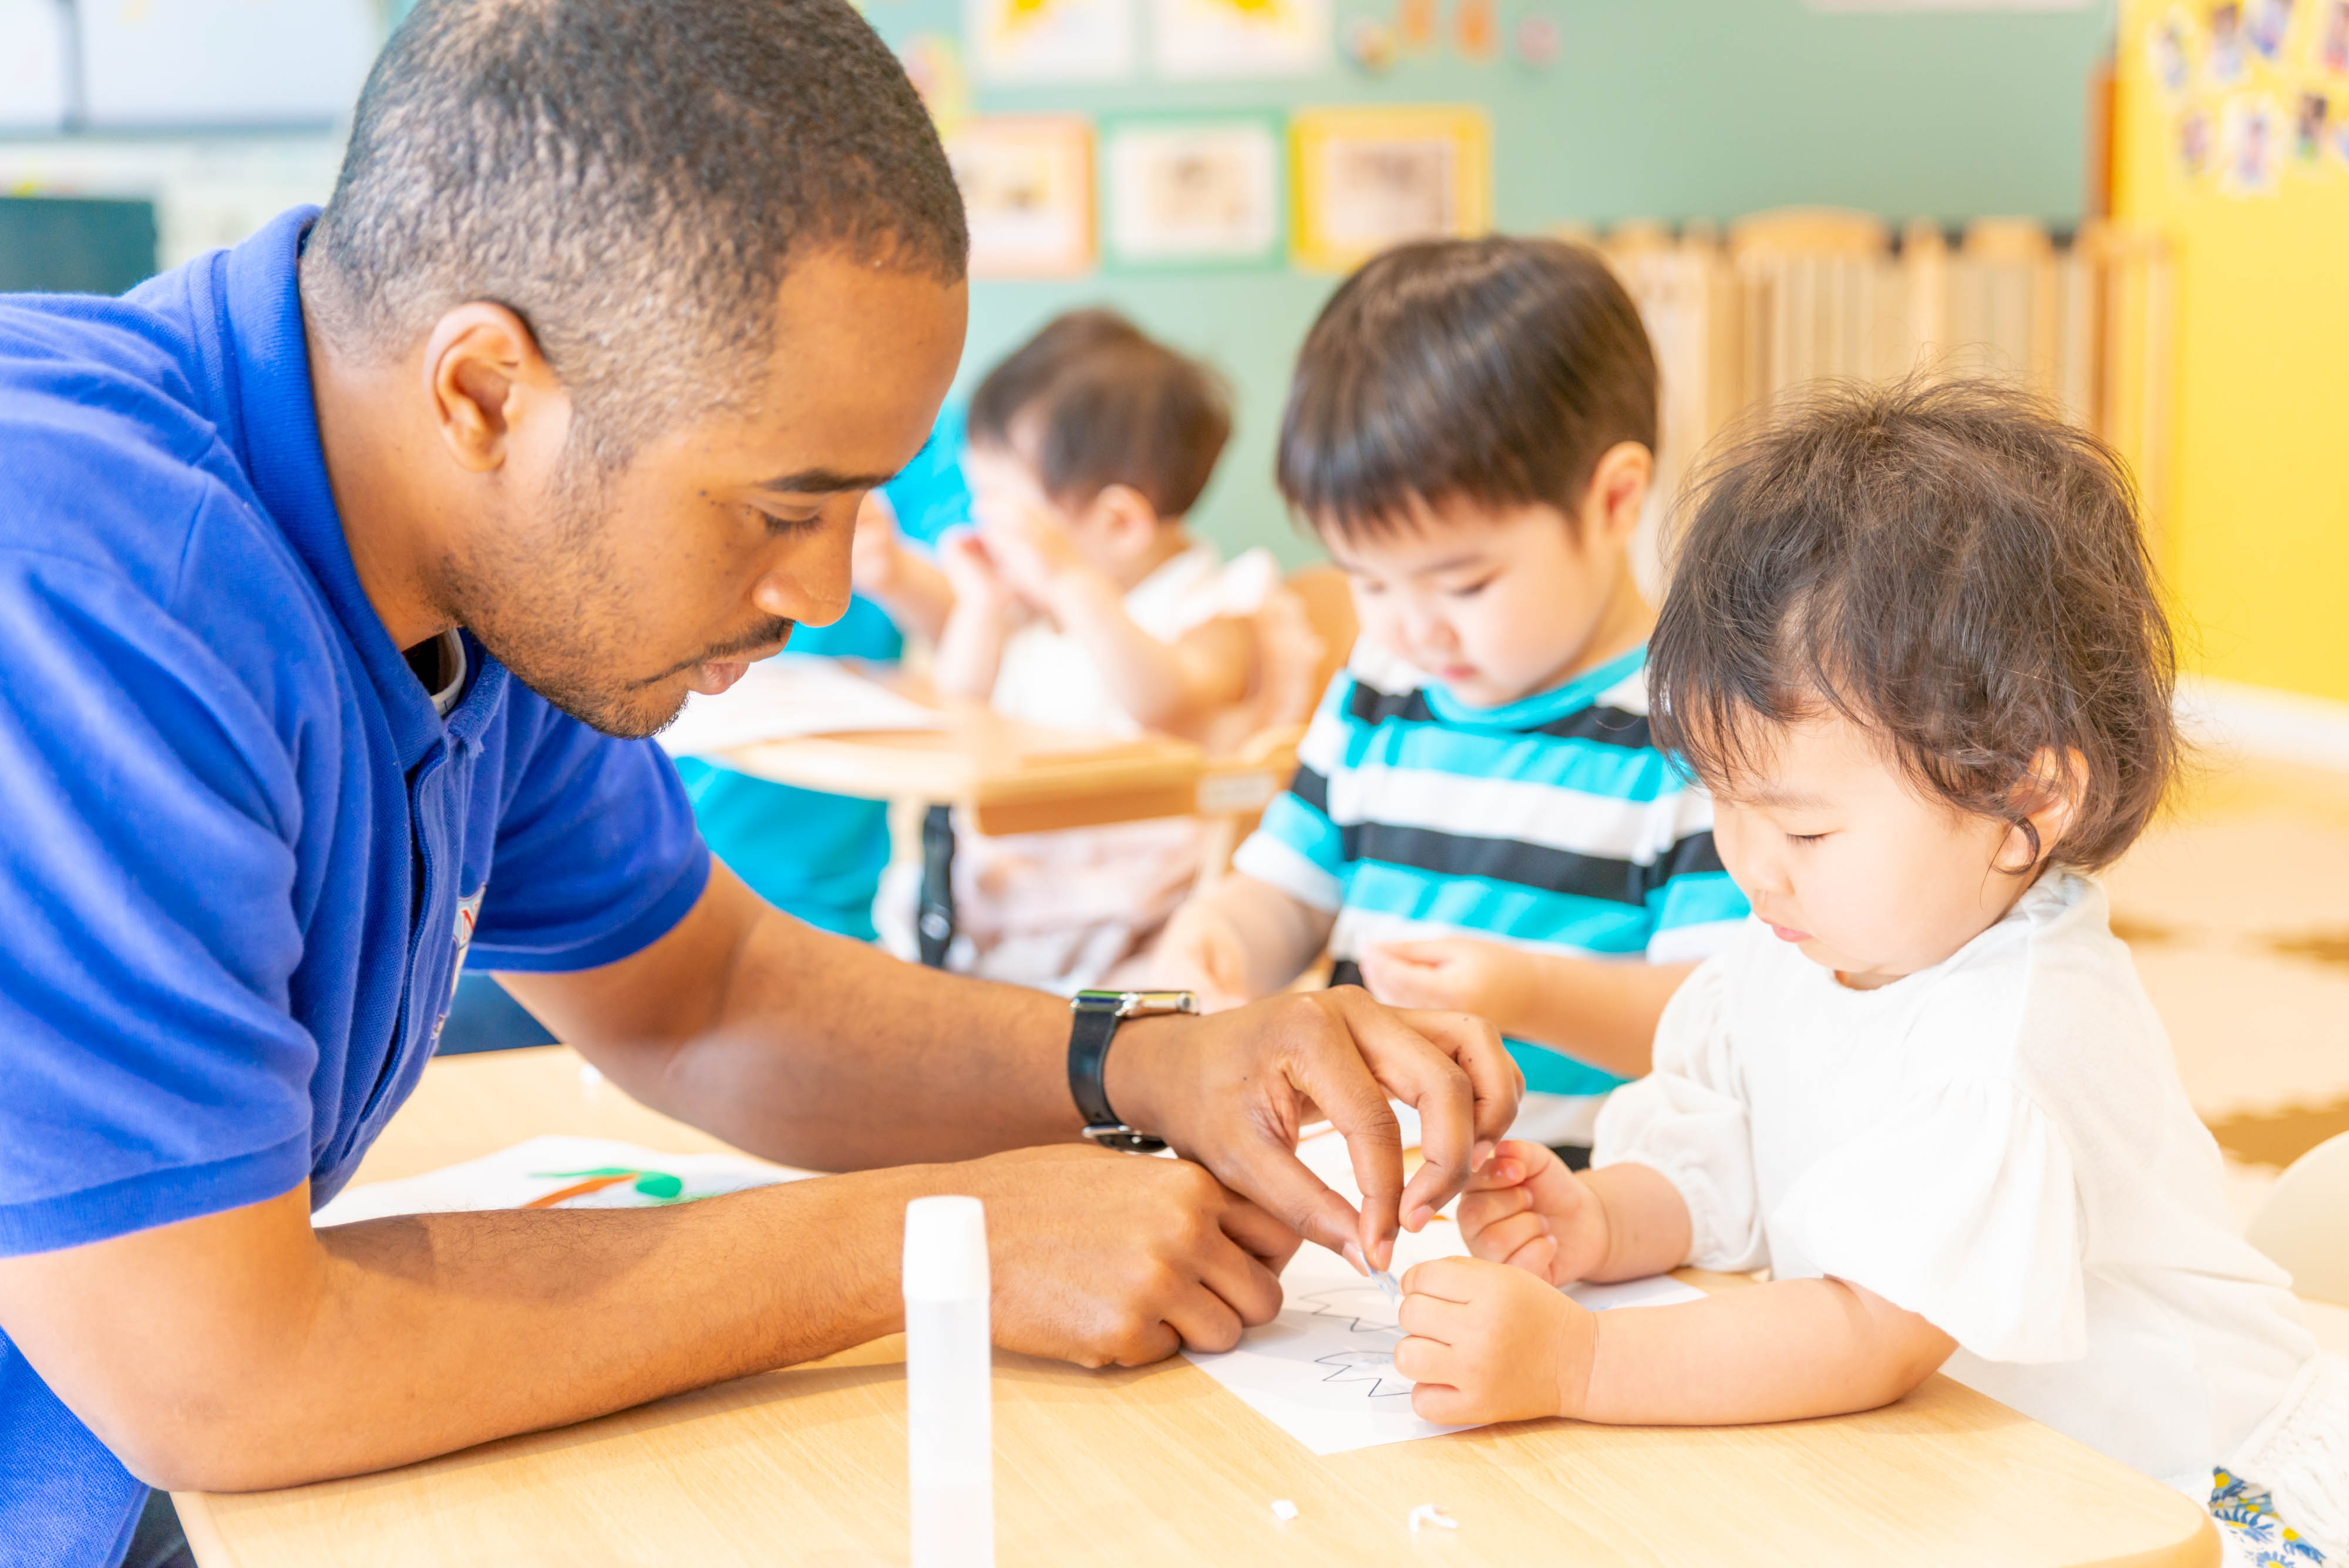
[1233,642,1749,1099]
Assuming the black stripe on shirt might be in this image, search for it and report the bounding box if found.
[1336,822,1729,909]
[1289,759,1331,817]
[1343,678,1654,749]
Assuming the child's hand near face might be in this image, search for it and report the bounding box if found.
[1458,1139,1614,1284]
[975,502,1091,610]
[1396,1256,1596,1425]
[937,527,1015,618]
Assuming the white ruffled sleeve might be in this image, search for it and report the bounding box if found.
[1771,1079,2086,1364]
[1591,958,1768,1273]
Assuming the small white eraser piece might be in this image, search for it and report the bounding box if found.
[1407,1503,1458,1533]
[577,1063,603,1086]
[1270,1499,1298,1522]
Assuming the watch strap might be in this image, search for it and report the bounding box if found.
[1068,991,1170,1153]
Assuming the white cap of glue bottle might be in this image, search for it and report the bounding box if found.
[904,1195,994,1568]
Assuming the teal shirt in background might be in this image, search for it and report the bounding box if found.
[675,409,970,941]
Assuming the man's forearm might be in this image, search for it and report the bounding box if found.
[18,1172,926,1493]
[507,878,1086,1172]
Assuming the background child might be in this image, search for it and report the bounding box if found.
[1405,380,2344,1562]
[1138,237,1749,1158]
[891,309,1313,990]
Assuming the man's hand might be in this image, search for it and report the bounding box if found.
[1357,936,1533,1032]
[950,1145,1297,1365]
[1106,988,1522,1274]
[1394,1255,1593,1425]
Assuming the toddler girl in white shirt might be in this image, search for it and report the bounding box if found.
[1393,379,2345,1563]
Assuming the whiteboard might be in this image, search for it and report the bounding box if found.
[78,0,382,127]
[0,0,70,131]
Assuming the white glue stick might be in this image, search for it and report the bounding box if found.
[904,1196,994,1568]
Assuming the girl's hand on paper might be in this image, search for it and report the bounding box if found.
[1394,1256,1594,1425]
[1457,1140,1611,1286]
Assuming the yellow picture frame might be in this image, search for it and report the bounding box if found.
[1289,105,1493,274]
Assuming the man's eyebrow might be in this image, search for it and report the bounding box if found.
[753,467,900,495]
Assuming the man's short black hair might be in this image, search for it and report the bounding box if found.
[304,0,967,464]
[1277,235,1657,537]
[967,309,1231,520]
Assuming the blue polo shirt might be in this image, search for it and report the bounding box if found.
[0,208,710,1565]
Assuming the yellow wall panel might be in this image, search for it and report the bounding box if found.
[2113,0,2349,701]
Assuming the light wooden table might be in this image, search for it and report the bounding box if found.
[177,1047,2218,1568]
[708,671,1288,839]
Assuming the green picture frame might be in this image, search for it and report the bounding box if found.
[1097,110,1288,273]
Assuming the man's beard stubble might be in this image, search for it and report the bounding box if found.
[432,467,788,742]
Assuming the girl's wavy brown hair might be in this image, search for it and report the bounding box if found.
[1650,377,2179,872]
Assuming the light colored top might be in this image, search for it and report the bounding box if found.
[1596,870,2323,1496]
[917,541,1285,993]
[990,540,1279,735]
[1233,640,1748,1098]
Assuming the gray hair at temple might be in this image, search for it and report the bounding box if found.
[301,0,968,466]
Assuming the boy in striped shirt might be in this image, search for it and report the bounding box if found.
[1143,237,1748,1155]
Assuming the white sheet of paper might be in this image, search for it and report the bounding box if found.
[1183,1122,1707,1454]
[654,655,941,759]
[310,1136,802,1227]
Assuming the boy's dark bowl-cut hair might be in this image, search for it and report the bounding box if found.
[1650,377,2179,873]
[966,308,1233,520]
[1277,235,1658,537]
[304,0,967,468]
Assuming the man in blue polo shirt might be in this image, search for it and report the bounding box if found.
[0,4,1518,1564]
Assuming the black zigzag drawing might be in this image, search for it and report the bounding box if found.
[1295,1287,1414,1398]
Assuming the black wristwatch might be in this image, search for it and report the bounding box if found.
[1067,988,1195,1153]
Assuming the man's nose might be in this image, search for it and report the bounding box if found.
[752,534,854,630]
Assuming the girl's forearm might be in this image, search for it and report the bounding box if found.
[1574,1278,1956,1425]
[866,546,955,645]
[1048,573,1247,735]
[932,598,1009,700]
[1580,1162,1695,1282]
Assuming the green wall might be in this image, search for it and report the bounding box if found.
[860,0,2116,563]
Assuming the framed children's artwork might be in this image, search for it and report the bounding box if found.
[1289,105,1492,273]
[964,0,1137,83]
[948,116,1098,278]
[1101,115,1284,269]
[1148,0,1331,79]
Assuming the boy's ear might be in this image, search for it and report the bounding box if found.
[2002,746,2089,872]
[1577,441,1654,550]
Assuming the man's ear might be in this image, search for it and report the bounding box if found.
[2001,746,2089,872]
[1576,440,1654,551]
[1087,483,1163,550]
[418,302,570,475]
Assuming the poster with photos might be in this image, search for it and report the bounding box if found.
[1103,116,1284,267]
[964,0,1136,83]
[1290,105,1491,273]
[1149,0,1331,79]
[948,116,1097,278]
[2219,92,2285,192]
